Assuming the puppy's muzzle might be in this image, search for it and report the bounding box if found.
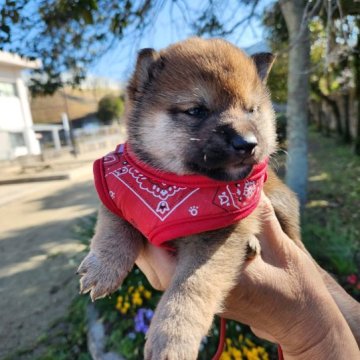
[216,125,258,160]
[230,134,257,157]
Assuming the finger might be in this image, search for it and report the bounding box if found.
[136,251,165,291]
[136,244,176,290]
[258,192,292,249]
[145,245,176,289]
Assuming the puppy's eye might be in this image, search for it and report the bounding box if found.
[184,106,208,118]
[246,106,258,114]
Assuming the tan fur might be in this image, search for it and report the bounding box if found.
[78,37,359,359]
[78,204,144,300]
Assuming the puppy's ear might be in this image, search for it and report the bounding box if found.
[251,52,275,83]
[127,48,161,101]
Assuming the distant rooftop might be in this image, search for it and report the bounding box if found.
[0,50,41,70]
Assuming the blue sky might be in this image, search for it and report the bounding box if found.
[90,0,275,83]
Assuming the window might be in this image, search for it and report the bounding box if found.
[0,81,17,97]
[9,132,25,147]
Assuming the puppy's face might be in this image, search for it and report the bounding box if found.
[127,38,277,181]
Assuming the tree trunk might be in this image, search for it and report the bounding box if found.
[339,55,351,143]
[312,87,342,137]
[317,105,322,132]
[280,0,310,208]
[342,92,351,143]
[329,98,341,137]
[354,20,360,155]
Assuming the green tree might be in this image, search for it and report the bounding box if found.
[5,0,356,201]
[97,95,124,125]
[0,0,156,95]
[263,1,360,202]
[0,0,261,95]
[263,2,288,104]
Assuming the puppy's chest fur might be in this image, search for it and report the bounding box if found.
[173,208,261,266]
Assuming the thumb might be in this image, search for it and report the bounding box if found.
[258,192,290,249]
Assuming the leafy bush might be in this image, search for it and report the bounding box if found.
[97,95,124,125]
[302,215,359,274]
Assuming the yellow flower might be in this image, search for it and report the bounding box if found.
[252,346,269,360]
[144,290,152,299]
[138,285,145,292]
[242,345,249,356]
[230,347,242,359]
[245,338,255,347]
[128,286,134,293]
[132,290,143,306]
[116,296,124,310]
[245,347,265,360]
[119,306,126,314]
[133,297,143,306]
[220,351,231,360]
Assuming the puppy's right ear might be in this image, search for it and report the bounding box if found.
[127,48,160,101]
[251,52,275,83]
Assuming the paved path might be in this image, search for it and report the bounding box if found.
[0,166,99,358]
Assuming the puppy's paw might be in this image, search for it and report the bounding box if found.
[144,334,199,360]
[246,236,261,259]
[77,251,128,301]
[144,330,199,360]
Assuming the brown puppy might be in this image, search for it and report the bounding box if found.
[77,38,357,359]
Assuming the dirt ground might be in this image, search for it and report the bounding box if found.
[0,169,99,358]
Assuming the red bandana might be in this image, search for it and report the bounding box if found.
[93,143,268,248]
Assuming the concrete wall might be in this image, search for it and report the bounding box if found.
[0,64,40,160]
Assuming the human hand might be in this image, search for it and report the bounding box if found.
[135,238,176,292]
[135,193,359,358]
[222,194,359,358]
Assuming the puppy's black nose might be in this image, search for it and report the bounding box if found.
[231,135,257,155]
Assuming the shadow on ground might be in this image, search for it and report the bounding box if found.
[24,180,97,211]
[0,179,98,358]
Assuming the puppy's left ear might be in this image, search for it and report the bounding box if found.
[251,53,275,83]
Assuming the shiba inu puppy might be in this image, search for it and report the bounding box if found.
[78,38,303,359]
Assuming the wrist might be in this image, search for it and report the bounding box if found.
[279,294,359,359]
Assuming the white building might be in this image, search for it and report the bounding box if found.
[0,51,42,160]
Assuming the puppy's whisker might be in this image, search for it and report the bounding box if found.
[204,154,207,162]
[276,148,288,157]
[269,156,280,171]
[190,138,201,141]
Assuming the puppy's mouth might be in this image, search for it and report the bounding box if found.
[186,155,255,181]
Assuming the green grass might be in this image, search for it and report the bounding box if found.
[303,131,360,279]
